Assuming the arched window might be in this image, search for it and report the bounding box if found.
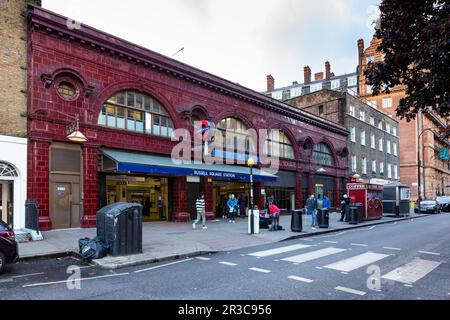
[217,117,252,154]
[98,90,174,138]
[0,162,18,178]
[313,143,335,166]
[265,130,295,159]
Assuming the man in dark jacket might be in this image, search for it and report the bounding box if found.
[339,194,350,221]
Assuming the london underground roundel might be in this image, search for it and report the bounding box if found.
[195,120,212,140]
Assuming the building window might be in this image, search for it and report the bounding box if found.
[350,127,356,142]
[370,117,375,126]
[393,126,397,136]
[310,83,322,93]
[57,81,77,100]
[394,165,398,179]
[349,105,355,117]
[379,138,383,151]
[382,97,393,108]
[380,162,384,175]
[367,85,373,94]
[318,105,324,117]
[98,90,174,138]
[371,134,376,149]
[386,123,390,133]
[362,158,367,174]
[272,91,282,100]
[372,160,377,174]
[351,155,357,172]
[347,76,357,87]
[264,130,295,160]
[331,80,340,90]
[359,110,366,122]
[361,131,366,146]
[387,163,392,178]
[393,142,398,156]
[313,143,334,166]
[217,117,252,154]
[368,100,377,108]
[290,87,302,98]
[282,90,291,101]
[378,120,383,130]
[387,140,391,154]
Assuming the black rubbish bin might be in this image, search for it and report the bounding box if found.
[25,200,39,232]
[344,205,350,222]
[96,202,143,256]
[318,208,329,228]
[291,209,303,232]
[352,203,363,223]
[349,206,358,225]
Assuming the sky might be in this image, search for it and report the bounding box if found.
[43,0,381,92]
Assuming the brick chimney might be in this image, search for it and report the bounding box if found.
[266,75,275,92]
[314,72,324,81]
[304,66,311,85]
[325,61,331,80]
[357,39,365,69]
[292,81,298,85]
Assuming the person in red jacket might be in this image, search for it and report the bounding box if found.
[268,203,281,231]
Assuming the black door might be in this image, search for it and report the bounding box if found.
[187,182,201,220]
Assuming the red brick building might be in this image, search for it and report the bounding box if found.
[27,5,349,230]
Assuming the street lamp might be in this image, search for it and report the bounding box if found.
[247,157,255,234]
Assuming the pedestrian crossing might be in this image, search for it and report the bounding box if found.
[239,241,444,292]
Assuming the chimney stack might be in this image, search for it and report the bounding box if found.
[325,61,331,80]
[314,72,324,81]
[304,66,311,85]
[357,39,365,69]
[292,81,298,85]
[266,75,275,92]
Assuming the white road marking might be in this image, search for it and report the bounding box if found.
[324,252,389,272]
[249,267,271,273]
[404,284,413,287]
[351,243,369,247]
[324,241,338,244]
[418,251,441,256]
[315,267,323,269]
[22,272,129,288]
[335,286,366,296]
[341,272,348,275]
[288,276,314,283]
[382,258,442,284]
[134,258,194,273]
[12,272,45,279]
[383,247,401,251]
[248,244,311,257]
[219,261,237,266]
[282,247,347,264]
[195,257,211,261]
[299,238,313,242]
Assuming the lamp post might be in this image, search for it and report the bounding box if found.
[247,157,255,234]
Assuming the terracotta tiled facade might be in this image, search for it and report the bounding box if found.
[358,36,450,199]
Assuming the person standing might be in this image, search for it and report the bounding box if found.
[323,195,331,209]
[192,192,207,230]
[305,195,317,227]
[238,193,246,218]
[339,194,350,222]
[227,194,238,223]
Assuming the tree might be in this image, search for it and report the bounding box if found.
[364,0,449,121]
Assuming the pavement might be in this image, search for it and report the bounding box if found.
[17,210,428,269]
[2,213,449,300]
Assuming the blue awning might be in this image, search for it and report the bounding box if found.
[101,149,277,182]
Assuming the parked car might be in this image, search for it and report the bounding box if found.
[416,200,441,214]
[0,220,19,274]
[436,196,450,213]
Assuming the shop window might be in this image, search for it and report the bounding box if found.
[99,90,174,138]
[312,143,334,166]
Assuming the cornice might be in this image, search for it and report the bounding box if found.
[27,5,348,137]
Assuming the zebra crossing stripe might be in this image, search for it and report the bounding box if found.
[382,258,441,284]
[324,252,389,272]
[282,247,347,264]
[219,262,237,266]
[248,244,311,257]
[288,276,314,283]
[335,286,366,296]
